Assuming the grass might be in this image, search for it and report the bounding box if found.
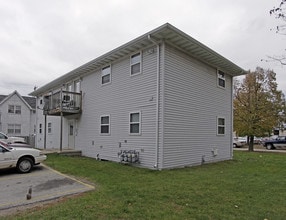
[3,151,286,220]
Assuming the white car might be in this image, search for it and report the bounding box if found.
[0,142,47,173]
[0,132,26,144]
[233,137,247,148]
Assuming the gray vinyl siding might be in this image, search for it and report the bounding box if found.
[162,44,232,169]
[76,46,159,168]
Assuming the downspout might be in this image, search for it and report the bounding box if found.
[148,35,160,169]
[231,77,234,158]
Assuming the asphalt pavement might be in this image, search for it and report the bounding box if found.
[0,164,94,212]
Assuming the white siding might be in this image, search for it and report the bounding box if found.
[162,44,232,169]
[0,94,31,137]
[76,47,159,168]
[35,97,61,149]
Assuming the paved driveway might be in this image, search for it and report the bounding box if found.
[0,164,94,211]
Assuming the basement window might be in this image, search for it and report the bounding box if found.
[101,65,111,85]
[217,117,225,135]
[100,115,110,135]
[130,52,141,75]
[217,70,225,88]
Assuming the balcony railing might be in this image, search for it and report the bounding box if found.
[43,91,82,116]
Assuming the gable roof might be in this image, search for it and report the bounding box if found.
[29,23,246,96]
[0,91,36,110]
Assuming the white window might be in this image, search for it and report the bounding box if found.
[48,122,52,134]
[15,124,21,134]
[217,117,225,135]
[101,65,111,85]
[39,123,42,134]
[130,112,141,135]
[8,105,14,113]
[8,105,21,114]
[8,124,14,134]
[15,105,21,114]
[7,124,21,134]
[100,115,110,135]
[217,70,225,88]
[130,52,141,75]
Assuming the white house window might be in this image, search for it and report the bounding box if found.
[130,52,141,75]
[8,105,21,114]
[15,105,21,114]
[130,112,141,134]
[101,65,111,85]
[7,124,21,134]
[48,122,52,134]
[8,105,14,113]
[100,115,110,134]
[217,70,225,88]
[15,124,21,134]
[39,123,42,134]
[217,117,225,135]
[8,124,14,134]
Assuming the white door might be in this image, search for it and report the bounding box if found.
[68,120,75,149]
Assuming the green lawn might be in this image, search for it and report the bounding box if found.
[4,151,286,220]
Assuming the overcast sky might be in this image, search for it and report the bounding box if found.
[0,0,285,96]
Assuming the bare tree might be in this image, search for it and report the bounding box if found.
[264,0,286,65]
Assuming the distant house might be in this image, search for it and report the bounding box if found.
[30,23,246,169]
[0,90,36,144]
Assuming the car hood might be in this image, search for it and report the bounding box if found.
[9,147,41,154]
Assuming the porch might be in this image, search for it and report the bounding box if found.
[44,90,82,116]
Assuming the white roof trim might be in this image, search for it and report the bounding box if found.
[29,23,246,96]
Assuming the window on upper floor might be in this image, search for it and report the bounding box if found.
[130,52,141,75]
[217,70,225,88]
[8,105,14,113]
[130,111,141,135]
[8,105,21,114]
[15,105,21,114]
[217,117,225,135]
[101,65,111,85]
[100,115,110,135]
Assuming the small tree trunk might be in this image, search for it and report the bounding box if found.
[248,135,254,151]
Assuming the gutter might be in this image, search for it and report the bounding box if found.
[148,34,160,169]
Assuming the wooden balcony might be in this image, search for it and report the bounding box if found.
[43,91,82,116]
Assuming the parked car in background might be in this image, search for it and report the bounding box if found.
[0,141,46,173]
[263,136,286,150]
[233,137,247,148]
[0,132,26,144]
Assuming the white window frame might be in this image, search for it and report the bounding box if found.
[101,65,111,85]
[15,124,21,134]
[100,115,110,135]
[129,111,141,135]
[8,105,14,113]
[39,123,42,134]
[7,124,14,134]
[217,70,225,88]
[130,52,142,76]
[15,105,21,114]
[217,117,225,135]
[48,122,52,134]
[7,124,21,134]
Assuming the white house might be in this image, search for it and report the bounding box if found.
[30,23,246,169]
[0,90,36,144]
